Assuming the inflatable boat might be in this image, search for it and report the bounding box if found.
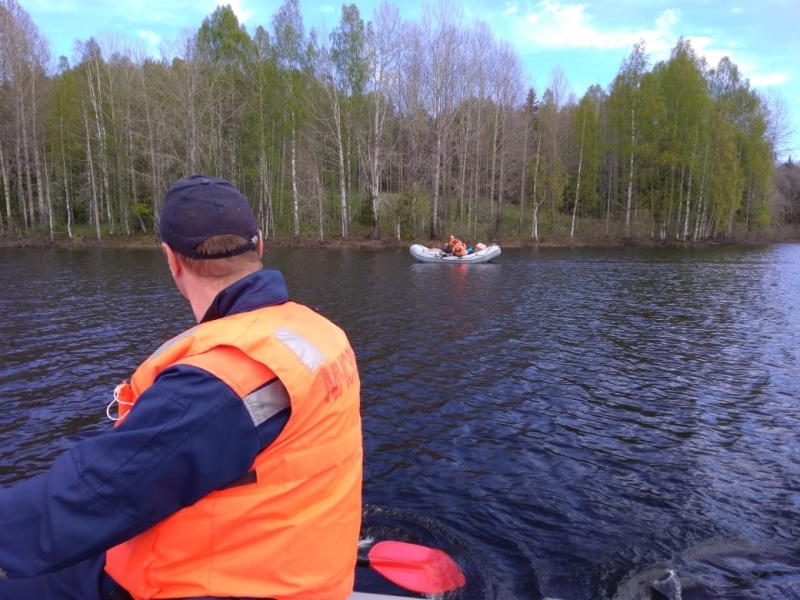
[409,243,501,264]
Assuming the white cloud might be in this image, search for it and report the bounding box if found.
[750,72,791,87]
[654,8,679,30]
[512,1,682,55]
[223,0,253,25]
[506,0,784,91]
[681,35,789,92]
[677,35,726,67]
[137,30,161,46]
[309,3,338,16]
[25,0,87,13]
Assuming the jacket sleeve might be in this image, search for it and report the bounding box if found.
[0,364,288,579]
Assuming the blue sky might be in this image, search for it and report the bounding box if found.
[24,0,800,159]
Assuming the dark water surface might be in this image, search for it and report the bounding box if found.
[1,245,799,599]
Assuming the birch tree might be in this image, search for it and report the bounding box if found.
[654,39,710,239]
[570,89,601,237]
[488,40,524,233]
[519,87,539,235]
[77,39,114,234]
[315,3,368,238]
[608,41,648,236]
[361,0,402,238]
[246,26,280,239]
[0,0,50,231]
[272,0,307,236]
[535,67,570,237]
[419,0,465,239]
[48,58,81,239]
[197,5,254,180]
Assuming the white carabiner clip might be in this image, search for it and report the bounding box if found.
[106,382,134,421]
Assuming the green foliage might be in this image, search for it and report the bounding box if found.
[197,5,254,67]
[331,4,368,98]
[381,187,430,240]
[572,93,602,215]
[132,202,153,219]
[271,0,306,72]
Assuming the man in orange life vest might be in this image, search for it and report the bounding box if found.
[0,175,363,599]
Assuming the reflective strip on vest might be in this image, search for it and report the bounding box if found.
[275,327,325,371]
[243,379,290,426]
[150,325,200,361]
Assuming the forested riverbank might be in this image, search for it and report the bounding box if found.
[2,0,800,250]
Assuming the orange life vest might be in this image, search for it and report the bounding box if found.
[105,302,363,600]
[446,236,467,257]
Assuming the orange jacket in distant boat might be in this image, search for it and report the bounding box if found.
[105,302,363,600]
[451,239,467,257]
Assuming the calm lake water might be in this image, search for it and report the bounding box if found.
[1,245,799,600]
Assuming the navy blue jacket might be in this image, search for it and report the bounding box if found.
[0,269,292,579]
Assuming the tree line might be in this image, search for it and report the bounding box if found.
[1,0,798,246]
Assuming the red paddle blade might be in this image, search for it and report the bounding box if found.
[367,540,466,594]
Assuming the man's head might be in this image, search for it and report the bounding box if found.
[160,175,258,259]
[159,175,264,319]
[159,175,263,276]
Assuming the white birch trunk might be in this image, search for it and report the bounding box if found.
[43,151,53,241]
[369,105,382,237]
[84,106,101,240]
[518,113,530,233]
[290,114,300,237]
[0,139,11,234]
[625,106,636,235]
[496,111,507,233]
[17,94,34,229]
[259,146,275,240]
[60,132,73,239]
[572,113,586,238]
[139,67,160,215]
[29,74,46,225]
[458,111,470,223]
[531,131,542,241]
[431,130,442,238]
[61,152,72,239]
[693,142,710,241]
[31,124,45,231]
[87,56,112,233]
[470,103,483,237]
[675,165,685,240]
[333,95,348,238]
[489,107,499,223]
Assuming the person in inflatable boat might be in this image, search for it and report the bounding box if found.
[445,235,468,257]
[0,175,363,600]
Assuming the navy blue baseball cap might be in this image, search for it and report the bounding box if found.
[159,175,259,259]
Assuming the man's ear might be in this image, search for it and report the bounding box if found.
[162,243,181,278]
[256,230,264,259]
